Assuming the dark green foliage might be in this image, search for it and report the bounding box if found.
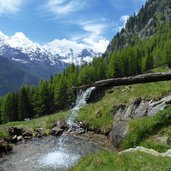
[54,76,68,109]
[18,86,33,120]
[164,40,171,67]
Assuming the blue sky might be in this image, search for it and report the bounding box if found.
[0,0,146,52]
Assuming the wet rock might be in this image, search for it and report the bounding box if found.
[133,97,142,107]
[22,131,33,139]
[109,121,127,150]
[0,138,13,154]
[8,127,23,136]
[53,121,69,130]
[51,127,64,136]
[35,128,43,133]
[76,128,85,134]
[110,94,171,149]
[11,135,18,143]
[17,136,23,142]
[34,128,43,138]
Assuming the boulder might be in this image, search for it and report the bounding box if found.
[8,127,23,136]
[17,136,23,142]
[11,135,18,143]
[51,127,64,136]
[109,121,128,150]
[53,120,69,130]
[34,128,43,138]
[22,131,33,139]
[0,138,13,154]
[34,128,43,133]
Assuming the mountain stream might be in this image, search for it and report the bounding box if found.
[0,87,99,171]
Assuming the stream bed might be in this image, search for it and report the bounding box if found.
[0,135,101,171]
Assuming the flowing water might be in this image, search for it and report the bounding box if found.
[67,87,95,128]
[0,87,98,171]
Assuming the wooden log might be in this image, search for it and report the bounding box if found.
[76,72,171,91]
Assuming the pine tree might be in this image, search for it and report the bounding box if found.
[18,86,32,120]
[54,76,68,109]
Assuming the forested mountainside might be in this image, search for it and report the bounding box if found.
[106,0,171,52]
[0,56,39,96]
[1,0,171,123]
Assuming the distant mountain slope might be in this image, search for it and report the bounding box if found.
[0,56,39,96]
[0,31,102,95]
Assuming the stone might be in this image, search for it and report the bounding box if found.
[8,127,23,136]
[11,135,18,143]
[22,131,33,138]
[120,146,171,158]
[35,128,43,133]
[17,136,23,141]
[109,121,127,150]
[0,138,13,154]
[23,136,32,140]
[35,133,43,138]
[34,128,43,138]
[53,120,69,130]
[133,97,142,106]
[51,127,64,136]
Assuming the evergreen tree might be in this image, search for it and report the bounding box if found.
[54,76,68,109]
[18,86,32,120]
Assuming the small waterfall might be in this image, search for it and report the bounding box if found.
[67,87,95,129]
[0,87,100,171]
[38,87,96,169]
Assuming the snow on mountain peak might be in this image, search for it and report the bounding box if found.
[0,31,102,65]
[13,32,27,39]
[7,32,39,51]
[44,38,89,56]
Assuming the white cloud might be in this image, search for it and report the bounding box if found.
[120,15,129,27]
[83,38,109,53]
[0,0,23,14]
[43,0,86,15]
[78,22,109,53]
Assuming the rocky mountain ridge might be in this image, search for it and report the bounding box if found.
[106,0,171,53]
[0,32,101,66]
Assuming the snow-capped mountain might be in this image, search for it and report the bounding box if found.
[0,31,101,66]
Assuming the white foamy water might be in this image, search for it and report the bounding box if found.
[67,87,95,127]
[39,151,80,168]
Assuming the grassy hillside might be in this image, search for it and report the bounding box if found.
[0,111,69,139]
[0,69,171,170]
[69,150,171,171]
[77,80,171,133]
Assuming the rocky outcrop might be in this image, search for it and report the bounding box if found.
[8,127,33,143]
[119,146,171,158]
[106,0,171,53]
[110,94,171,149]
[51,121,69,136]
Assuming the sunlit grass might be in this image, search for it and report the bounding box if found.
[0,110,70,139]
[70,150,171,171]
[77,81,171,133]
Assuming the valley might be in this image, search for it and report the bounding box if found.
[1,0,171,170]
